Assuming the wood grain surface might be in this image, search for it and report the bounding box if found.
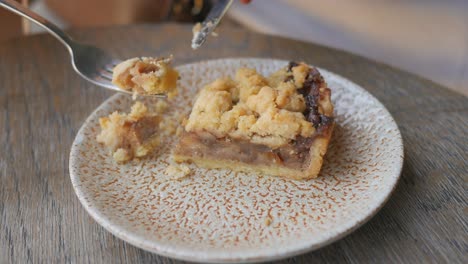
[0,24,466,263]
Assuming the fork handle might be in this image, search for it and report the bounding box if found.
[0,0,74,51]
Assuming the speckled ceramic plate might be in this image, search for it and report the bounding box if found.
[69,58,403,263]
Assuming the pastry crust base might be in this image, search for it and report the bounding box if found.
[173,123,334,180]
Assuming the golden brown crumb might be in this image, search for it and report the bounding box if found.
[164,164,192,180]
[154,100,169,114]
[113,148,131,162]
[175,126,184,137]
[264,217,273,226]
[112,56,179,97]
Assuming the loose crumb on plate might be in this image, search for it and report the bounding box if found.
[164,164,192,180]
[154,100,169,114]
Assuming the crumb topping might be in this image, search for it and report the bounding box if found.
[112,56,179,97]
[185,63,333,149]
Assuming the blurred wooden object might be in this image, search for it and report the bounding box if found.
[45,0,170,26]
[0,0,29,42]
[21,0,30,33]
[45,0,211,26]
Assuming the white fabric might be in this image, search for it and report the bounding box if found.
[229,0,468,95]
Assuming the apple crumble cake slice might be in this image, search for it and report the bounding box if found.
[173,62,334,180]
[112,56,179,97]
[96,102,161,162]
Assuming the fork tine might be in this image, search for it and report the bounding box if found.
[99,69,113,80]
[98,73,112,81]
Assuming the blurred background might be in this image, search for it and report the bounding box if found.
[1,0,467,95]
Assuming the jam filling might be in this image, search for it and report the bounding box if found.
[287,61,334,130]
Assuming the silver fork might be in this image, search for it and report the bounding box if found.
[0,0,163,97]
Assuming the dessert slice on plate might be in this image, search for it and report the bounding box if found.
[173,62,334,179]
[96,102,161,162]
[112,56,179,97]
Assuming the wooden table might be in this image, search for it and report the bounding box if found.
[1,24,466,263]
